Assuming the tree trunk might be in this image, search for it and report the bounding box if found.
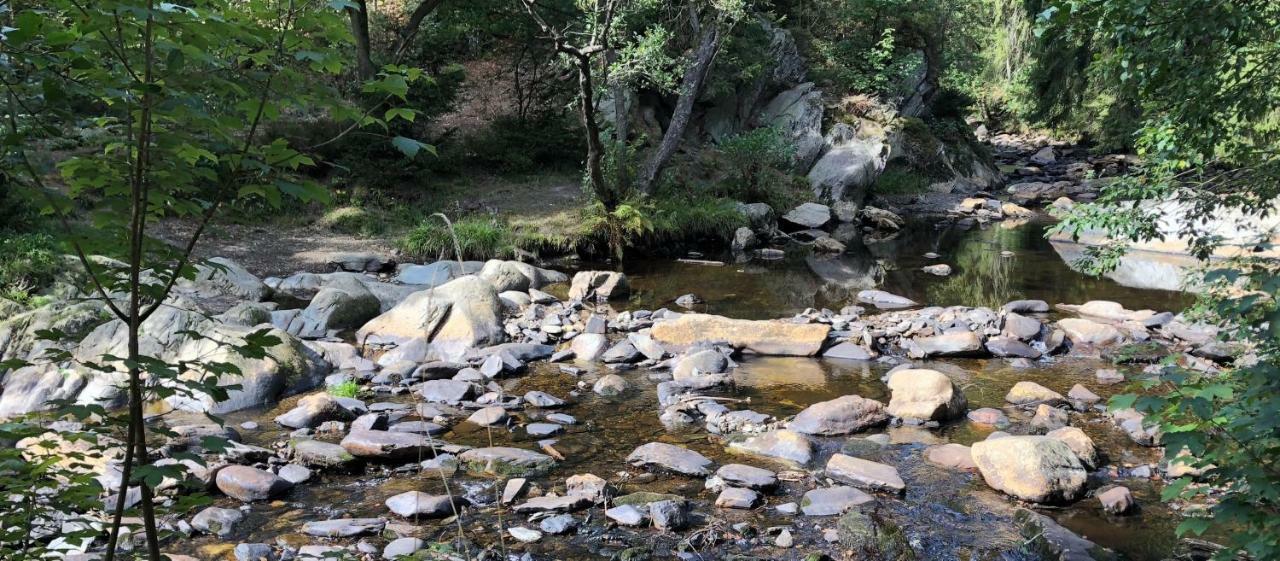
[635,22,721,194]
[392,0,446,59]
[349,0,375,80]
[574,55,612,209]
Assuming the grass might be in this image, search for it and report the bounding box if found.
[326,380,360,398]
[873,166,932,194]
[0,233,60,306]
[399,215,515,261]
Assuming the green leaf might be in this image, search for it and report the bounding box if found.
[390,136,435,159]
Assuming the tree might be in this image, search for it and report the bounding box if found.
[0,1,427,558]
[1045,1,1280,558]
[345,0,447,80]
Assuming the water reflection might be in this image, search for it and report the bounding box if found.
[618,219,1192,318]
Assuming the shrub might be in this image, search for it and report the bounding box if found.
[0,233,60,305]
[716,126,806,209]
[317,206,382,236]
[326,380,359,399]
[399,215,512,261]
[459,113,583,175]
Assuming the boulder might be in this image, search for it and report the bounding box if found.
[808,122,888,203]
[885,369,967,422]
[215,466,292,502]
[1002,313,1044,340]
[1058,318,1124,346]
[651,314,830,356]
[626,442,713,476]
[419,380,476,404]
[1029,147,1056,165]
[985,336,1042,359]
[180,257,271,302]
[825,454,905,494]
[568,271,629,301]
[356,275,505,357]
[790,395,888,435]
[1014,508,1117,561]
[823,341,874,361]
[275,393,356,429]
[756,83,826,169]
[1097,486,1135,515]
[571,333,608,362]
[971,436,1087,503]
[715,487,761,509]
[284,276,380,339]
[1046,427,1099,469]
[592,374,630,396]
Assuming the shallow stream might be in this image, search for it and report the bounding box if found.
[183,219,1200,560]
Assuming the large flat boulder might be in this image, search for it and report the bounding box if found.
[825,454,905,494]
[651,314,830,356]
[626,442,713,477]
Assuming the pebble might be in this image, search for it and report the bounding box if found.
[775,529,794,548]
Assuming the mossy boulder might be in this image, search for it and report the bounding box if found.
[837,509,914,561]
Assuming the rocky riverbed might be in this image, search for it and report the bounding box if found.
[3,228,1232,561]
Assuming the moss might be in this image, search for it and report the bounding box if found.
[873,167,931,194]
[616,547,652,561]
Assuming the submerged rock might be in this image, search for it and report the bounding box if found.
[825,453,905,494]
[626,442,713,476]
[727,429,814,465]
[925,443,977,471]
[800,485,874,516]
[650,313,830,356]
[836,509,913,560]
[1014,508,1117,560]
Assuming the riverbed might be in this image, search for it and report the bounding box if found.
[183,218,1199,560]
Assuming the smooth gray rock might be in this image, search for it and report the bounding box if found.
[627,442,713,476]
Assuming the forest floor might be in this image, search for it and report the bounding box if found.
[154,171,583,278]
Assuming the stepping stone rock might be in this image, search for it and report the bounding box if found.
[385,491,465,518]
[278,464,312,485]
[715,464,777,489]
[507,526,542,543]
[986,336,1042,359]
[383,538,425,560]
[649,499,690,531]
[526,423,563,437]
[606,504,647,526]
[715,487,760,509]
[1005,381,1065,406]
[513,494,592,514]
[275,394,357,429]
[825,454,906,494]
[566,473,612,502]
[800,486,874,516]
[728,430,813,465]
[885,369,966,422]
[1096,368,1125,385]
[419,380,476,404]
[340,430,437,461]
[910,331,985,358]
[1067,384,1101,406]
[216,466,292,502]
[539,514,579,535]
[467,406,509,427]
[523,391,566,408]
[823,341,874,360]
[234,543,274,561]
[191,507,244,538]
[1058,318,1124,346]
[459,447,556,477]
[568,271,629,301]
[789,395,888,435]
[627,442,713,476]
[593,374,630,396]
[1097,485,1136,515]
[291,440,356,469]
[301,518,385,538]
[782,202,832,229]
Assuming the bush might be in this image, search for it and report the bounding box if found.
[0,233,60,305]
[399,215,512,261]
[716,126,807,210]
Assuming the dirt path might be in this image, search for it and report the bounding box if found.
[154,173,583,278]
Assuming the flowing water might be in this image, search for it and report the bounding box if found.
[181,219,1202,560]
